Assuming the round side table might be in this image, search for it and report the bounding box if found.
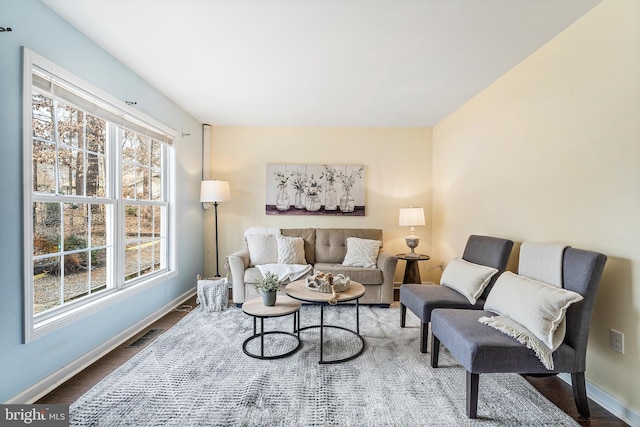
[396,253,430,284]
[285,280,366,364]
[241,295,302,360]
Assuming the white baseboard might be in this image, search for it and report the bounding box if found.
[6,288,196,404]
[558,373,640,427]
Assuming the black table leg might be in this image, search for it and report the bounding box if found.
[320,304,325,363]
[356,298,360,334]
[260,317,264,358]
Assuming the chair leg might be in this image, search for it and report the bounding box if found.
[420,322,429,353]
[430,333,440,368]
[466,371,479,419]
[400,303,406,327]
[571,372,590,418]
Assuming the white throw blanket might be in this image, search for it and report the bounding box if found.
[479,315,555,370]
[256,263,312,283]
[518,241,567,287]
[480,241,570,370]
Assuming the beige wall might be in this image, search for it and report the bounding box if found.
[207,127,436,284]
[432,0,640,417]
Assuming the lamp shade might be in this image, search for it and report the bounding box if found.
[399,207,425,227]
[200,180,231,203]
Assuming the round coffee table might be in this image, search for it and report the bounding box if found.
[242,295,302,360]
[285,280,365,364]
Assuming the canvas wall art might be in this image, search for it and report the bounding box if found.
[265,164,365,216]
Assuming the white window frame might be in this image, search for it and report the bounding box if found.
[23,48,177,342]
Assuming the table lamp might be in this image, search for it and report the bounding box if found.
[399,207,425,258]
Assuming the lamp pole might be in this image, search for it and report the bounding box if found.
[214,201,221,277]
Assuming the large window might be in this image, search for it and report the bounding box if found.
[24,49,175,341]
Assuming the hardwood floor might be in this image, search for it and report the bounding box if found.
[37,295,628,426]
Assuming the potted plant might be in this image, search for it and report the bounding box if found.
[254,271,281,306]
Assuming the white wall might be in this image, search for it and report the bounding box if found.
[432,0,640,419]
[207,127,436,284]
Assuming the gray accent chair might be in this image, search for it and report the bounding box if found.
[430,247,607,419]
[399,235,514,352]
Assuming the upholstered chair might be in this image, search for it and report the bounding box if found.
[430,247,607,419]
[400,235,514,352]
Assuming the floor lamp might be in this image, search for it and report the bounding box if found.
[200,180,231,277]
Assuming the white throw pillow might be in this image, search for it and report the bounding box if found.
[276,235,307,265]
[246,234,278,266]
[440,258,499,304]
[342,237,381,268]
[484,271,583,350]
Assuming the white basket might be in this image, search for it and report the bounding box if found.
[196,275,229,312]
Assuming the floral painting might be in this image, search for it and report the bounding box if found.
[266,164,365,216]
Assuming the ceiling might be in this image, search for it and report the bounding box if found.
[43,0,602,127]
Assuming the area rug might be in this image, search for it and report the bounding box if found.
[70,305,578,426]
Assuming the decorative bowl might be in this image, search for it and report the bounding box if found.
[305,272,350,293]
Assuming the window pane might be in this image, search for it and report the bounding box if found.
[86,115,106,155]
[125,243,139,281]
[33,202,60,256]
[140,206,153,236]
[86,152,106,197]
[124,204,140,281]
[58,147,83,195]
[33,140,56,193]
[150,140,161,169]
[90,249,107,292]
[34,256,61,314]
[135,134,149,166]
[154,206,162,237]
[140,244,153,275]
[122,162,135,199]
[63,252,89,302]
[125,204,139,236]
[90,204,107,247]
[57,104,84,150]
[153,239,162,270]
[151,169,161,201]
[32,94,53,140]
[122,130,135,161]
[136,166,149,200]
[64,203,88,252]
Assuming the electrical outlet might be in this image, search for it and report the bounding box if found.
[610,329,624,354]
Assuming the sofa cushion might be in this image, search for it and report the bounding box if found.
[276,235,307,264]
[342,237,381,268]
[246,234,278,266]
[281,228,316,264]
[315,228,383,264]
[314,263,383,285]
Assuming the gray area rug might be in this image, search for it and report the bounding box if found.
[70,304,578,426]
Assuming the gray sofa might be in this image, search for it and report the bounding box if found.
[227,228,398,307]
